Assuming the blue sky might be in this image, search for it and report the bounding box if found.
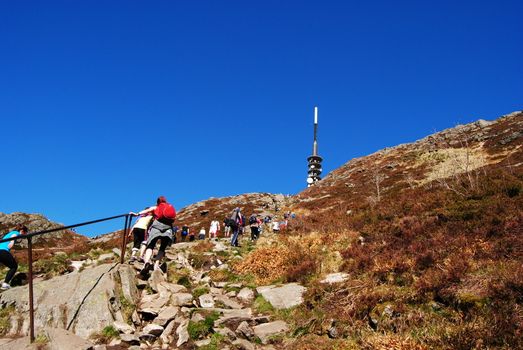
[1,1,521,236]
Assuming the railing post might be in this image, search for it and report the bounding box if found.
[120,215,130,264]
[27,236,35,343]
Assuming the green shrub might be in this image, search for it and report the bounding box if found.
[188,311,220,340]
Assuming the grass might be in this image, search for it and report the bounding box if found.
[187,311,220,340]
[90,325,120,344]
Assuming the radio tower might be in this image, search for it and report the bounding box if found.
[307,107,323,187]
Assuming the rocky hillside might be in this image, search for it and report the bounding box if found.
[0,110,521,349]
[0,212,89,262]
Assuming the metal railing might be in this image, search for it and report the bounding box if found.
[0,213,133,342]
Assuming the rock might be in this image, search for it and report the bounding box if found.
[215,295,242,309]
[237,288,255,304]
[70,261,85,272]
[97,253,114,262]
[160,319,176,344]
[236,321,255,339]
[253,320,289,344]
[138,333,156,342]
[194,339,212,347]
[171,293,193,306]
[143,323,164,336]
[112,248,122,257]
[214,308,253,326]
[256,283,306,309]
[149,269,166,293]
[0,263,128,338]
[140,294,170,312]
[199,293,215,308]
[108,338,122,346]
[153,306,179,327]
[191,312,205,322]
[120,333,140,345]
[320,273,350,284]
[117,265,140,303]
[176,319,190,347]
[213,326,236,340]
[44,327,94,350]
[232,338,256,350]
[159,282,187,294]
[382,305,394,317]
[113,320,135,334]
[213,281,228,288]
[138,308,158,320]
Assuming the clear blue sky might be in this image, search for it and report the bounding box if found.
[1,1,521,236]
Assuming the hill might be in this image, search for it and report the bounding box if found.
[0,111,521,349]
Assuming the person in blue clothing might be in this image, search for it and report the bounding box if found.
[0,224,28,290]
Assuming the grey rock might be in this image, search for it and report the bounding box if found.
[253,320,289,344]
[97,253,114,262]
[215,295,242,309]
[320,273,350,284]
[44,327,94,350]
[194,339,212,347]
[112,248,122,257]
[191,312,205,323]
[256,283,306,309]
[120,333,140,345]
[236,321,254,339]
[237,288,255,304]
[0,263,127,338]
[160,319,176,344]
[214,308,253,326]
[213,326,236,340]
[143,323,164,336]
[171,292,193,306]
[199,293,215,308]
[149,269,166,293]
[232,338,256,350]
[153,306,179,327]
[176,319,190,347]
[113,320,135,334]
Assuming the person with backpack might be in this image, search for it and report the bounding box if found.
[249,214,260,241]
[180,225,189,242]
[0,224,28,290]
[229,207,242,247]
[131,196,176,277]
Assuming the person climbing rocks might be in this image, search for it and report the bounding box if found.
[198,227,206,240]
[223,217,231,238]
[181,225,189,242]
[0,224,28,290]
[209,219,220,240]
[128,208,153,263]
[249,214,260,241]
[229,207,242,247]
[131,196,176,277]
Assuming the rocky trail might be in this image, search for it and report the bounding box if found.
[0,225,312,350]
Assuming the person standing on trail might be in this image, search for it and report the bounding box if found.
[180,225,189,242]
[128,208,153,263]
[209,219,220,240]
[249,214,260,241]
[229,207,242,247]
[198,227,206,240]
[0,224,28,290]
[131,196,176,276]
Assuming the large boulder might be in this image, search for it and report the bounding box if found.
[0,263,138,338]
[256,283,306,309]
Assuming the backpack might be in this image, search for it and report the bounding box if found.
[155,202,176,222]
[249,215,257,225]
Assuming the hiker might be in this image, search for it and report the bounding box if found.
[223,217,231,238]
[131,196,176,275]
[198,227,206,240]
[189,229,196,241]
[272,219,280,233]
[209,219,220,239]
[0,224,28,290]
[180,225,189,242]
[128,208,153,263]
[229,207,243,247]
[249,214,260,241]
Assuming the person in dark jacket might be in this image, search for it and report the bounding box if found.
[229,207,242,247]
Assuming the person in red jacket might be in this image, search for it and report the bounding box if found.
[131,196,176,276]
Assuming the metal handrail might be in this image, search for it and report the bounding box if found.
[0,213,133,342]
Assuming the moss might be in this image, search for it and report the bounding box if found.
[192,286,210,299]
[253,295,274,314]
[0,305,15,336]
[198,333,225,350]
